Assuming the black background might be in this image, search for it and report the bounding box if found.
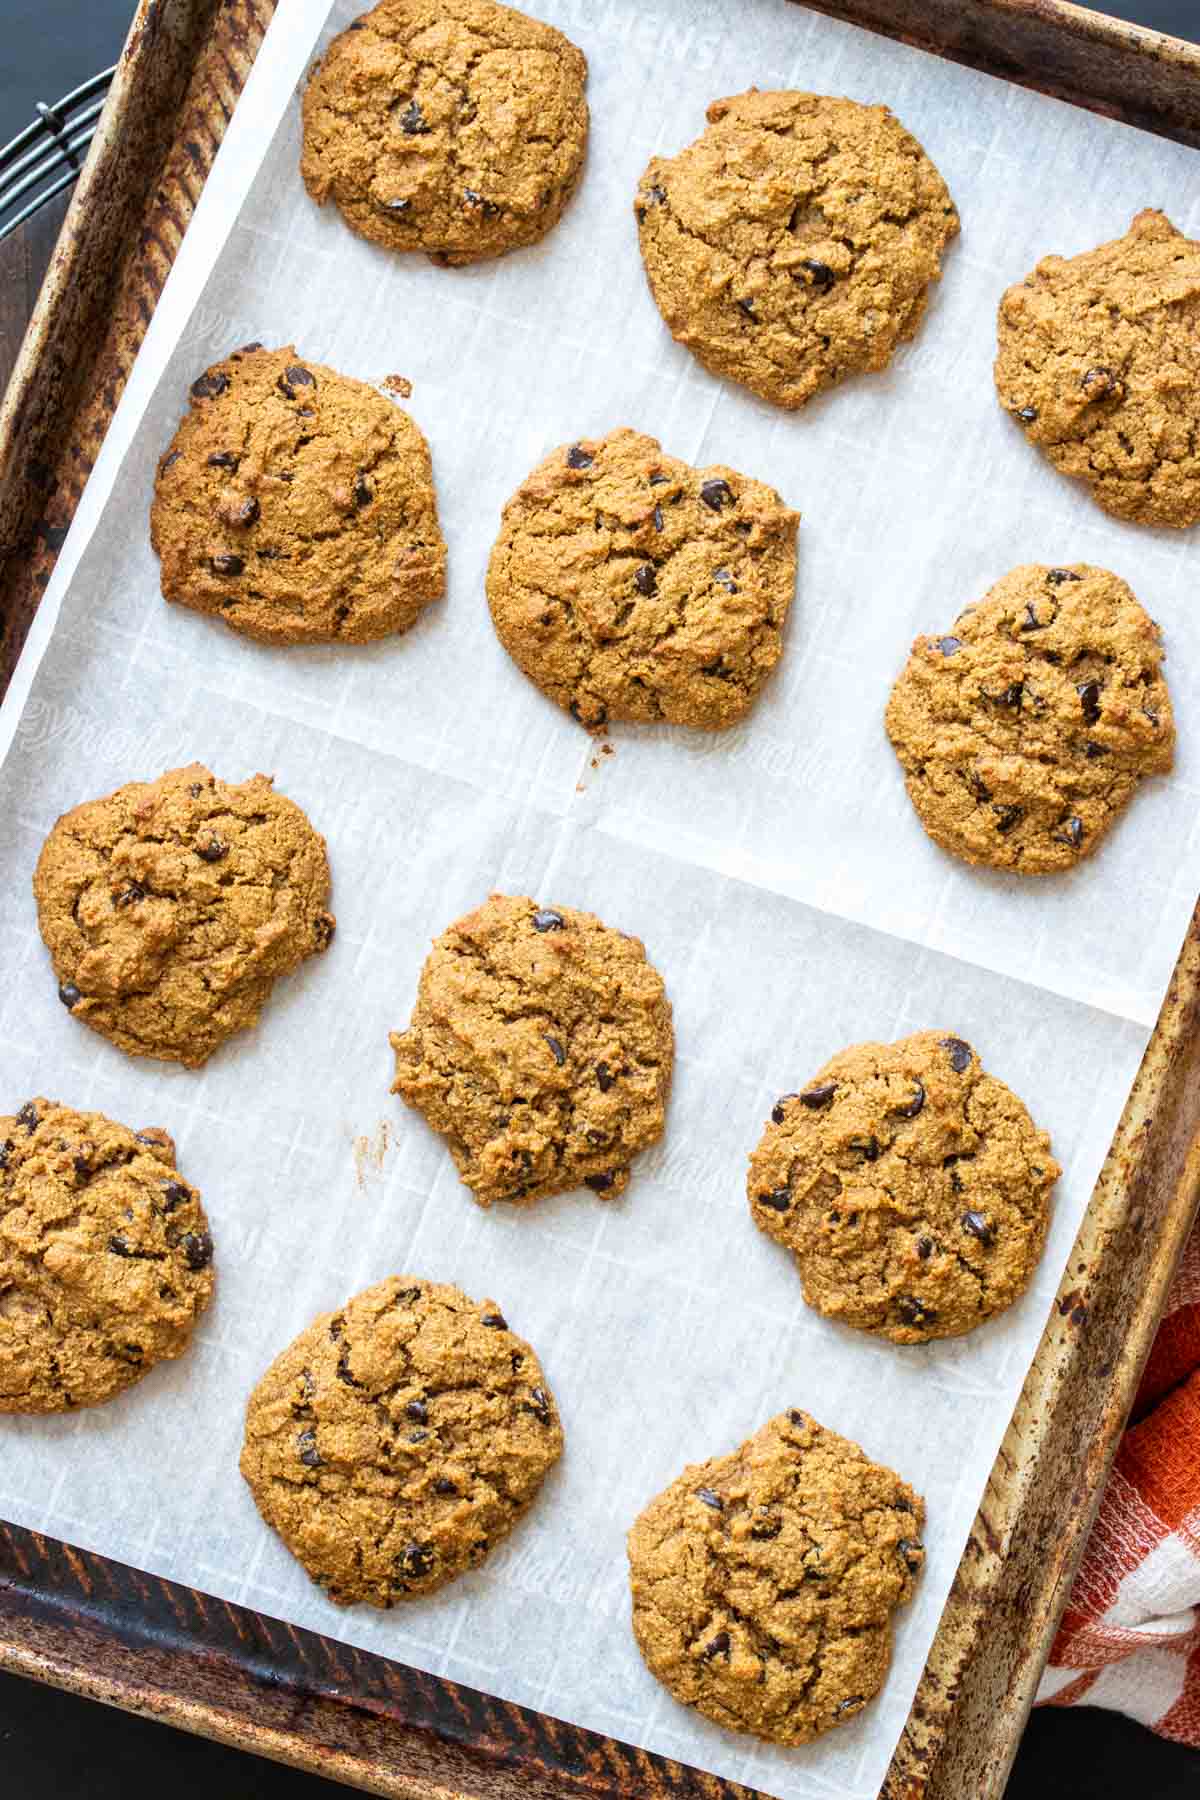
[3,1,1200,1794]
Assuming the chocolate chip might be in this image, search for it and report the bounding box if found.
[285,364,314,388]
[190,371,228,400]
[58,981,82,1009]
[298,1427,323,1468]
[649,471,668,485]
[653,505,664,531]
[988,682,1023,709]
[1084,741,1108,759]
[1014,404,1038,423]
[962,1210,995,1246]
[566,445,593,470]
[233,498,260,527]
[181,1231,213,1270]
[1081,365,1122,398]
[966,770,992,803]
[800,1083,837,1110]
[1046,568,1081,586]
[751,1510,782,1540]
[636,184,667,219]
[398,100,428,135]
[523,1386,552,1424]
[713,567,738,592]
[532,908,565,932]
[1020,600,1052,632]
[700,479,733,511]
[433,1477,457,1495]
[336,1344,359,1386]
[1077,680,1102,725]
[702,1631,731,1659]
[1054,815,1085,849]
[463,188,500,218]
[759,1188,791,1211]
[940,1037,972,1073]
[891,1079,925,1120]
[595,1062,615,1092]
[634,564,656,596]
[405,1399,428,1425]
[353,473,373,508]
[585,1172,615,1192]
[399,1542,434,1577]
[992,803,1024,835]
[850,1136,879,1162]
[108,1233,134,1257]
[799,258,835,292]
[160,450,181,472]
[380,196,411,213]
[898,1537,924,1571]
[836,1696,866,1716]
[196,835,228,863]
[210,553,244,575]
[16,1103,38,1134]
[160,1180,189,1212]
[695,1487,723,1510]
[917,1236,934,1260]
[896,1296,936,1327]
[1144,707,1161,729]
[937,636,962,656]
[771,1095,795,1123]
[314,914,335,949]
[206,451,238,470]
[481,1312,508,1330]
[115,880,145,907]
[545,1035,566,1066]
[736,297,756,319]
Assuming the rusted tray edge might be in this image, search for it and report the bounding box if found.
[1,3,1200,1799]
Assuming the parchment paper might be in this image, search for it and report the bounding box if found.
[0,3,1198,1796]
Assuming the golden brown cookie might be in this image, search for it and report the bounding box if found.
[635,90,959,410]
[390,893,673,1207]
[995,210,1200,528]
[240,1275,563,1605]
[884,563,1175,875]
[151,344,446,645]
[748,1031,1059,1344]
[627,1410,924,1745]
[34,763,335,1067]
[0,1098,213,1412]
[485,428,800,730]
[301,0,588,267]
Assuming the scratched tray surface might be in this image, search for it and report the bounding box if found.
[0,4,1198,1800]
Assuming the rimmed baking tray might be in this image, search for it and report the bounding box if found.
[1,3,1199,1796]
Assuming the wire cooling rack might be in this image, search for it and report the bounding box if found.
[0,66,116,240]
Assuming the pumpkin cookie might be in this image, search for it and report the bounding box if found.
[996,210,1200,528]
[885,563,1174,875]
[240,1275,563,1604]
[34,763,335,1067]
[0,1098,213,1412]
[301,0,588,266]
[390,893,673,1207]
[627,1410,924,1745]
[485,428,800,730]
[748,1031,1059,1344]
[635,90,959,410]
[151,344,445,645]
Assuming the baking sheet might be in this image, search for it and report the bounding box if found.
[0,2,1197,1796]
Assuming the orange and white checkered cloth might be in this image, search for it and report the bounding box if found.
[1036,1223,1200,1742]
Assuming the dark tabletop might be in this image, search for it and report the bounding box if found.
[4,1,1200,1795]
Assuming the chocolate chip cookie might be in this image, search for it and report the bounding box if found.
[390,893,673,1207]
[885,563,1175,875]
[485,428,800,730]
[0,1098,213,1412]
[749,1031,1059,1344]
[151,344,445,645]
[35,763,335,1067]
[301,0,588,267]
[627,1409,924,1745]
[635,90,959,411]
[996,210,1200,528]
[240,1275,562,1605]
